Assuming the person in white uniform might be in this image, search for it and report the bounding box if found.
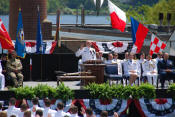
[54,102,70,117]
[43,99,56,117]
[0,60,5,90]
[142,54,158,86]
[30,97,44,117]
[75,41,96,63]
[104,53,115,64]
[18,104,28,117]
[123,53,140,85]
[5,98,20,117]
[113,52,122,64]
[69,105,79,117]
[155,52,163,64]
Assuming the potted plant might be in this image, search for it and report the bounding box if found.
[54,83,74,101]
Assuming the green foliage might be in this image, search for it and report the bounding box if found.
[85,82,113,100]
[0,0,9,15]
[137,83,156,99]
[167,83,175,99]
[11,86,35,100]
[54,83,74,101]
[85,83,156,100]
[33,84,56,99]
[127,0,175,25]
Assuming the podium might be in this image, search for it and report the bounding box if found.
[81,60,106,84]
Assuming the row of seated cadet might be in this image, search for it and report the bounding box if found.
[77,51,175,88]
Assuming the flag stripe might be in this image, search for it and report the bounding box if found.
[135,23,149,53]
[108,0,126,32]
[131,17,139,43]
[110,12,126,32]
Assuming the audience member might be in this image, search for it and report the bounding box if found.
[69,105,79,117]
[24,111,31,117]
[19,104,28,117]
[43,98,56,117]
[35,109,43,117]
[0,111,7,117]
[100,111,108,117]
[55,102,70,117]
[5,98,20,117]
[30,97,44,117]
[81,108,95,117]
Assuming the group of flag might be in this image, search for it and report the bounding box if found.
[0,7,43,58]
[0,1,170,57]
[107,0,167,55]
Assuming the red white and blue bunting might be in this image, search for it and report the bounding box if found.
[82,99,127,116]
[139,98,175,117]
[1,98,175,116]
[12,40,57,54]
[91,41,133,54]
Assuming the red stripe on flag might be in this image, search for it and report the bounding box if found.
[110,12,126,32]
[50,41,57,54]
[135,24,149,53]
[25,42,36,47]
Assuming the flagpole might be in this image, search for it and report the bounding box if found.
[56,9,61,47]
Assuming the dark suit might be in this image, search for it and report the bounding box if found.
[158,59,175,88]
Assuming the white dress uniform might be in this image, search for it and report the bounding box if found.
[5,106,21,117]
[142,59,158,86]
[0,61,5,90]
[75,47,96,63]
[54,110,70,117]
[124,59,140,77]
[43,107,57,117]
[155,57,163,64]
[70,114,79,117]
[30,105,44,117]
[104,60,115,64]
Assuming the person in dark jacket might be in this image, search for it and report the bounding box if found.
[158,53,175,88]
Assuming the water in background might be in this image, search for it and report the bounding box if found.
[0,15,110,32]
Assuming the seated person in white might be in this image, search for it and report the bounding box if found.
[5,98,20,117]
[43,98,56,117]
[55,102,70,117]
[104,53,115,64]
[105,53,122,78]
[113,52,122,64]
[96,51,104,61]
[75,41,96,63]
[142,54,157,86]
[121,52,129,64]
[137,53,146,65]
[30,97,44,117]
[0,60,5,90]
[155,52,163,64]
[123,53,140,85]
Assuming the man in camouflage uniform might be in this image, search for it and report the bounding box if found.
[6,51,23,87]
